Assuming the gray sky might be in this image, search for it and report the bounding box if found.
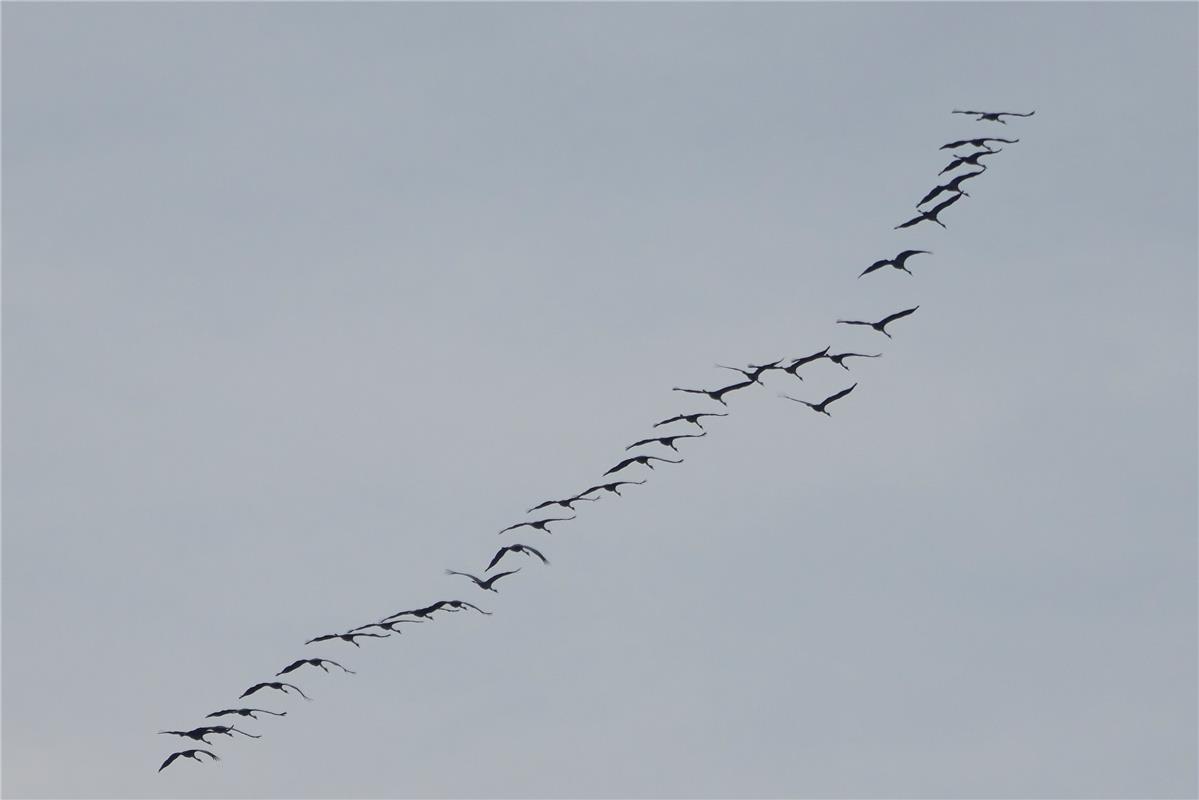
[3,3,1196,798]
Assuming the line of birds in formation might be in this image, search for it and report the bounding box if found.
[157,108,1034,774]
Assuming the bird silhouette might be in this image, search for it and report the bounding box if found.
[952,109,1035,124]
[671,378,756,406]
[652,412,726,430]
[158,749,219,772]
[603,454,683,476]
[939,148,1000,175]
[779,383,858,416]
[158,728,218,744]
[940,136,1018,150]
[381,599,491,622]
[837,306,919,338]
[486,543,549,571]
[859,250,931,279]
[445,568,521,592]
[625,432,707,452]
[526,494,597,513]
[205,708,287,720]
[576,479,646,498]
[715,359,782,383]
[305,631,390,648]
[498,516,575,535]
[779,347,831,379]
[824,352,882,371]
[202,724,261,739]
[916,171,984,207]
[239,682,312,701]
[895,193,963,229]
[276,658,355,676]
[348,618,426,634]
[158,726,259,744]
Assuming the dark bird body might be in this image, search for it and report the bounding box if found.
[952,109,1035,123]
[158,749,219,772]
[205,708,287,720]
[939,148,1000,175]
[603,454,683,476]
[780,383,858,416]
[305,631,390,647]
[240,682,311,701]
[625,432,706,452]
[828,351,880,369]
[486,543,549,571]
[895,194,963,229]
[715,359,782,383]
[577,479,646,497]
[158,726,258,744]
[671,379,755,406]
[277,658,355,676]
[526,495,597,513]
[382,599,491,622]
[348,618,426,634]
[916,171,983,207]
[498,516,575,535]
[859,250,931,278]
[652,412,726,430]
[940,136,1018,150]
[837,306,919,338]
[780,347,830,379]
[445,568,521,591]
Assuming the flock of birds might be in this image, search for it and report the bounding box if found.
[158,107,1034,774]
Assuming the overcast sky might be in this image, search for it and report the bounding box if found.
[3,3,1196,798]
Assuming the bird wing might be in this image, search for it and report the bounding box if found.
[915,185,946,207]
[894,215,923,229]
[158,752,182,772]
[525,500,555,512]
[205,709,234,718]
[859,258,890,277]
[276,660,304,676]
[625,437,657,450]
[712,379,754,398]
[489,569,521,585]
[240,683,266,697]
[778,393,815,409]
[445,569,481,583]
[791,348,830,368]
[952,109,987,115]
[458,601,491,614]
[498,521,531,534]
[282,683,312,700]
[824,383,858,406]
[939,138,972,149]
[604,457,635,475]
[485,548,509,571]
[522,544,549,564]
[231,726,263,737]
[652,414,683,427]
[929,193,963,216]
[880,306,919,326]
